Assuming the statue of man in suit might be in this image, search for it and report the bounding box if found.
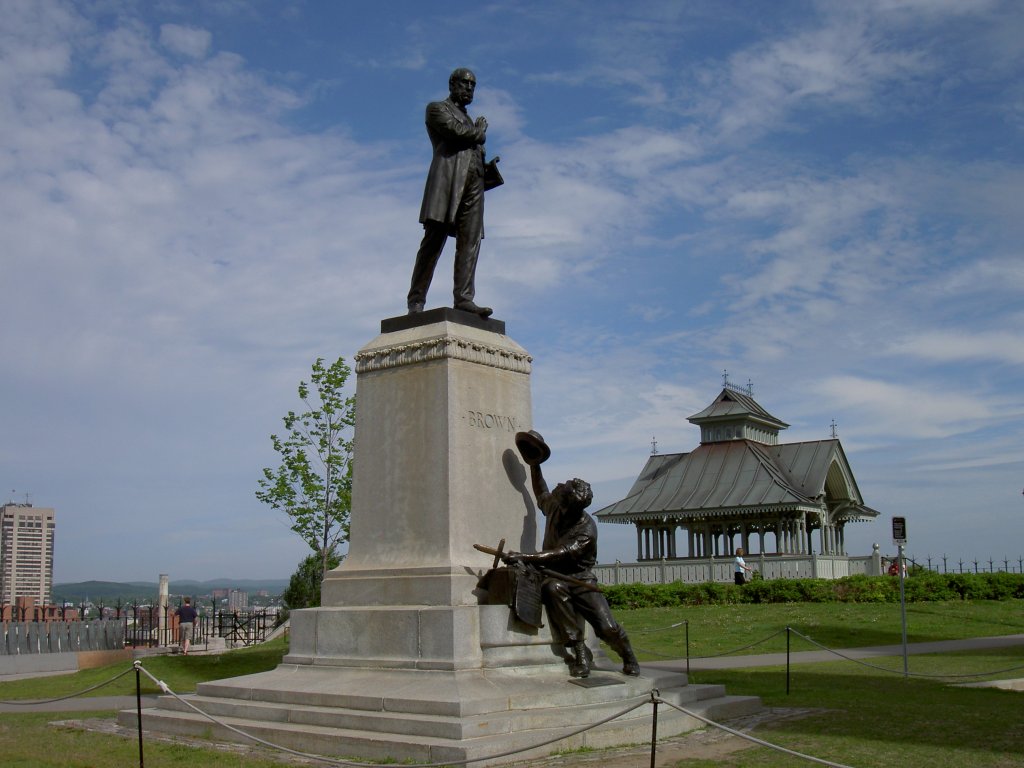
[407,68,496,318]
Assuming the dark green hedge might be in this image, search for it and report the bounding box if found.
[602,571,1024,608]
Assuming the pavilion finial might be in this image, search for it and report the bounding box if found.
[651,436,658,455]
[722,371,754,397]
[830,419,839,439]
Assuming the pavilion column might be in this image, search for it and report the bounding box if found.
[741,522,750,554]
[758,525,766,555]
[636,525,643,560]
[703,524,712,558]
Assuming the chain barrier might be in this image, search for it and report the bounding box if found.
[787,628,1024,680]
[634,626,787,660]
[0,665,135,705]
[631,620,687,634]
[654,696,855,768]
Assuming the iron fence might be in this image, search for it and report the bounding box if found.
[1,600,276,654]
[906,555,1024,574]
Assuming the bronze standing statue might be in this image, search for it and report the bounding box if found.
[407,67,501,318]
[504,431,641,679]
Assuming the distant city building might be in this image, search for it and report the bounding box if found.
[0,596,76,622]
[211,588,230,599]
[227,589,249,611]
[0,503,55,605]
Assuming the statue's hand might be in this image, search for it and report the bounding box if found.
[503,551,523,565]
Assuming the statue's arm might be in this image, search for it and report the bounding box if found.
[508,529,591,566]
[530,464,549,504]
[426,101,486,145]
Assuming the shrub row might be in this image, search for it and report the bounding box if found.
[602,571,1024,608]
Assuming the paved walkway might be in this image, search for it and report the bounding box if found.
[1,633,1021,714]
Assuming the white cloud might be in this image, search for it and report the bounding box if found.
[813,376,996,439]
[159,24,212,60]
[889,330,1024,365]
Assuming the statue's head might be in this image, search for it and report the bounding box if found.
[448,67,477,106]
[555,478,593,514]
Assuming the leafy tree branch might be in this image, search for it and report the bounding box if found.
[257,357,355,578]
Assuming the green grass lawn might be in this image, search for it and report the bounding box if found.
[0,602,1021,767]
[619,599,1024,661]
[678,647,1024,767]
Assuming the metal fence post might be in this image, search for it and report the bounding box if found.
[134,661,145,768]
[649,689,660,768]
[684,619,690,678]
[786,626,791,695]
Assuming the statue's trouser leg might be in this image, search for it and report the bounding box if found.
[408,222,449,307]
[541,579,582,644]
[452,167,484,306]
[541,579,590,676]
[571,590,640,673]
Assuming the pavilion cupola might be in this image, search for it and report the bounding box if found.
[687,385,789,446]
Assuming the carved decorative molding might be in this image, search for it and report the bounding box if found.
[355,336,532,374]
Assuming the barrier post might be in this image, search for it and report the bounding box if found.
[785,626,791,695]
[134,661,145,767]
[684,619,690,678]
[649,689,660,768]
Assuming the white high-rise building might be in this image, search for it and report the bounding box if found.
[0,504,56,605]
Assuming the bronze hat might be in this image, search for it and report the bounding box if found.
[514,430,551,465]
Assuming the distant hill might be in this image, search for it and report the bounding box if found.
[52,578,289,603]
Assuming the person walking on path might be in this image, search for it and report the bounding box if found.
[734,548,754,585]
[176,597,198,655]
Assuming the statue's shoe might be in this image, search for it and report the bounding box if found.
[454,301,493,318]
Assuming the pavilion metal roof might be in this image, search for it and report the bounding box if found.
[595,438,879,523]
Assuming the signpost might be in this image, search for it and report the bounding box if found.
[892,516,907,545]
[892,516,908,677]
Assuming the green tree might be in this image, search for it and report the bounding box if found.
[257,356,355,578]
[282,548,342,610]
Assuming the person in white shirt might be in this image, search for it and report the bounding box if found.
[734,547,754,585]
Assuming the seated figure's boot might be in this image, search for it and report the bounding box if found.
[568,641,590,678]
[613,636,641,676]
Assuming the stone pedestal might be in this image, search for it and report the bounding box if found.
[123,311,761,765]
[292,311,541,672]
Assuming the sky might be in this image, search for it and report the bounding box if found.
[3,0,1022,583]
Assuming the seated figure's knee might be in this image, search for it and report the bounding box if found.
[542,579,572,601]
